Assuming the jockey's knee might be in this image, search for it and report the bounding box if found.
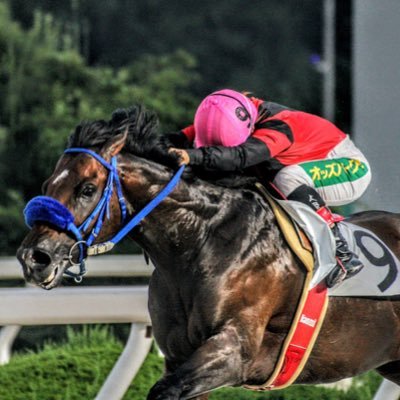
[273,165,313,198]
[319,169,372,207]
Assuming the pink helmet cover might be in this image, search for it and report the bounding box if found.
[194,89,258,148]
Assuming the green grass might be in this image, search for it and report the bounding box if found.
[0,326,383,399]
[0,326,123,400]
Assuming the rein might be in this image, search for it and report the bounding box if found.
[24,148,185,282]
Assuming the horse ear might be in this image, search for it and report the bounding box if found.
[101,128,128,160]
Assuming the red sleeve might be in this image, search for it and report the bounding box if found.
[182,125,195,143]
[252,127,292,157]
[249,96,265,109]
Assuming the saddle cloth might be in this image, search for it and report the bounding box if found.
[330,221,400,297]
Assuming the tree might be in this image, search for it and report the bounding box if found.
[9,0,324,111]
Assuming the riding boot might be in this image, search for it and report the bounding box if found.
[287,184,364,287]
[316,206,364,287]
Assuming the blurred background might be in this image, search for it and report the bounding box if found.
[0,0,355,256]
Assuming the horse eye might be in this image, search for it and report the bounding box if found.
[80,185,97,199]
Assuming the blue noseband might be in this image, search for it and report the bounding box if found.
[24,148,185,282]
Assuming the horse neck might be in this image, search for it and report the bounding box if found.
[118,156,274,273]
[118,155,302,308]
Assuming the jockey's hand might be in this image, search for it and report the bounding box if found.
[169,148,190,166]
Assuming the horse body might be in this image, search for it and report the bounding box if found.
[16,107,400,399]
[127,159,400,399]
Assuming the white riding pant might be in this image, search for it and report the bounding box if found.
[273,136,371,206]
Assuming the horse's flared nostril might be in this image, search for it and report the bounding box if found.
[31,249,52,272]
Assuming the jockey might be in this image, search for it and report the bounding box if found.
[167,89,371,287]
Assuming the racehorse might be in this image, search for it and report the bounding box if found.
[17,105,400,399]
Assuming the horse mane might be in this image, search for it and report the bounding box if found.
[68,105,257,190]
[68,105,162,156]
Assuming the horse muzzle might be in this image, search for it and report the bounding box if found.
[23,195,88,281]
[17,230,75,289]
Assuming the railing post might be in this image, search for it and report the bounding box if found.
[373,379,400,400]
[95,323,153,400]
[0,325,21,365]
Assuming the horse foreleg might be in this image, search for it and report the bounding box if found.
[147,326,245,400]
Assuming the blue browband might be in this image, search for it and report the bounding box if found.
[24,148,185,282]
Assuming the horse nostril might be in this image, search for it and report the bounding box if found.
[31,249,52,270]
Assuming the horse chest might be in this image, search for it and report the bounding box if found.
[150,276,222,360]
[156,308,219,364]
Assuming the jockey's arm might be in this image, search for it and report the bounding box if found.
[185,125,293,172]
[186,137,270,171]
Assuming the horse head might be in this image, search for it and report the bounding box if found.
[17,105,176,289]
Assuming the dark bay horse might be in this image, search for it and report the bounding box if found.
[17,105,400,399]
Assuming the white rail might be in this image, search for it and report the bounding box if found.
[0,326,20,365]
[95,323,152,400]
[0,285,153,400]
[373,379,400,400]
[0,256,154,400]
[0,286,151,325]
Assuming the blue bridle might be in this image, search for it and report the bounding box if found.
[24,148,185,282]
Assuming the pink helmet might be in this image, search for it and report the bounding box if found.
[194,89,258,148]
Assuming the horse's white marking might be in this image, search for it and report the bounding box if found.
[53,169,70,185]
